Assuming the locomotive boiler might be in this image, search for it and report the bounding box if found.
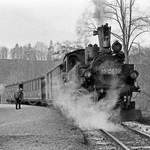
[61,23,141,121]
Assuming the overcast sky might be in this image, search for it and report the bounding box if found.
[0,0,87,48]
[0,0,149,48]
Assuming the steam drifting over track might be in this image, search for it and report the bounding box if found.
[81,121,150,150]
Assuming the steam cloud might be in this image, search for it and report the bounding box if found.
[53,79,122,131]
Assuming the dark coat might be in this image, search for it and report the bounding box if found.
[14,90,23,101]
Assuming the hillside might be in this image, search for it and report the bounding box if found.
[0,59,61,85]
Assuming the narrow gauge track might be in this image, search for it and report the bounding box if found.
[108,125,150,150]
[83,130,117,150]
[83,123,150,150]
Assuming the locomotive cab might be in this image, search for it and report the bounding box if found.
[63,49,85,72]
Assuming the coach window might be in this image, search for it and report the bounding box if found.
[29,82,30,91]
[37,80,38,90]
[28,82,30,91]
[30,82,32,91]
[28,82,31,91]
[33,80,34,91]
[35,80,37,90]
[31,80,33,91]
[37,80,39,90]
[38,79,40,89]
[34,80,36,91]
[32,81,33,91]
[28,83,30,91]
[33,81,35,91]
[39,80,41,89]
[25,84,27,92]
[28,83,29,91]
[36,80,38,90]
[34,81,35,90]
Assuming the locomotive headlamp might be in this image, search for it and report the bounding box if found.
[130,70,139,79]
[84,71,91,78]
[112,40,122,53]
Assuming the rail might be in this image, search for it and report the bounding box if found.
[82,122,150,150]
[100,129,130,150]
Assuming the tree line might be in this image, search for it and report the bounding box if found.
[0,40,83,61]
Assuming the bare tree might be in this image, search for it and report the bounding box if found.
[47,40,54,61]
[104,0,150,63]
[76,0,150,63]
[10,44,24,59]
[34,41,48,60]
[23,43,37,61]
[76,10,95,46]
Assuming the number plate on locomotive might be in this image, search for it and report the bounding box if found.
[100,68,121,74]
[97,61,122,75]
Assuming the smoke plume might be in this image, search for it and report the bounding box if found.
[92,0,105,26]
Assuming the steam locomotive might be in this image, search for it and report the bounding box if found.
[3,23,141,121]
[60,23,141,121]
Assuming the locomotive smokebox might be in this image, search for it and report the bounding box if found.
[93,23,111,52]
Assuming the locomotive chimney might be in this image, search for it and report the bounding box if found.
[93,23,111,52]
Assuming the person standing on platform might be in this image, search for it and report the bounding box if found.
[14,88,23,109]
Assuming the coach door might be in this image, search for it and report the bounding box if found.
[41,77,46,100]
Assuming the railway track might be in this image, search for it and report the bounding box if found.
[83,122,150,150]
[83,130,117,150]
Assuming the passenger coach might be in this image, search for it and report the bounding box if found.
[2,76,47,106]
